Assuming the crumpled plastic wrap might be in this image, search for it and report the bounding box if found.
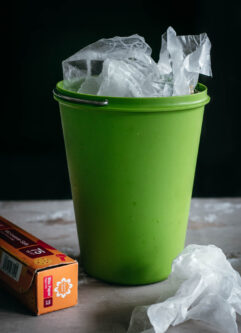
[158,27,212,95]
[62,34,160,96]
[127,244,241,333]
[62,27,212,97]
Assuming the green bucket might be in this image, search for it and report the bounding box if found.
[53,81,210,285]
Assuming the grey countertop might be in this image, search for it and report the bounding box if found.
[0,198,241,333]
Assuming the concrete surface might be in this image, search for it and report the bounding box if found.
[0,198,241,333]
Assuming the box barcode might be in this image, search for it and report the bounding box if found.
[0,251,22,281]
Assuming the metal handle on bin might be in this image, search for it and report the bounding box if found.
[53,88,109,106]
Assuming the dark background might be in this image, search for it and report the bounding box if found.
[2,0,241,200]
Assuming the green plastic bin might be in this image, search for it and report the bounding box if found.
[53,82,210,285]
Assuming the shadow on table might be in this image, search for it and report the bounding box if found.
[89,300,134,333]
[0,286,32,316]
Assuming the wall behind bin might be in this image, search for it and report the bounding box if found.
[1,0,241,199]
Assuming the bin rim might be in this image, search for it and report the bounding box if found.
[54,81,210,112]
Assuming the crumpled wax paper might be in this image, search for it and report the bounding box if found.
[127,244,241,333]
[62,27,212,97]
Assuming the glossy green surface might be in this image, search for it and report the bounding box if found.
[54,83,210,285]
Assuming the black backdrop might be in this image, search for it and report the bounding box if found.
[2,0,241,199]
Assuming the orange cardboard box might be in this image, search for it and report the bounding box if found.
[0,216,78,315]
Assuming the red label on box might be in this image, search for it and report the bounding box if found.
[20,245,52,258]
[0,229,36,248]
[44,276,53,298]
[0,220,10,230]
[44,298,53,308]
[37,239,56,250]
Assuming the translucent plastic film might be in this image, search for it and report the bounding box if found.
[127,245,241,333]
[62,27,212,97]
